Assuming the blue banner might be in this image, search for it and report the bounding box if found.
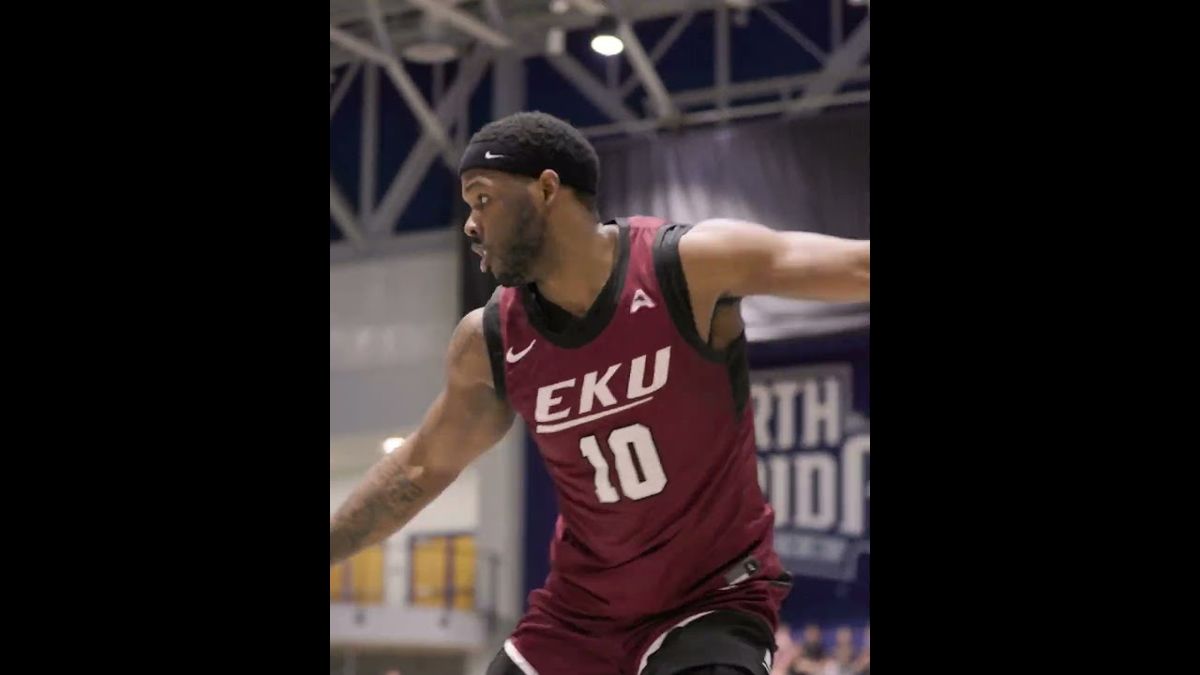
[748,328,870,625]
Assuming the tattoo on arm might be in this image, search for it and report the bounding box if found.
[331,475,426,563]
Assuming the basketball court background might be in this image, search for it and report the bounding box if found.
[331,2,869,673]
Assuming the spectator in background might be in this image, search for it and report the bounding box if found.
[854,625,870,675]
[827,643,856,675]
[783,624,828,675]
[771,624,800,675]
[822,626,869,675]
[834,627,854,651]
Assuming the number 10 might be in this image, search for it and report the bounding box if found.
[579,423,668,503]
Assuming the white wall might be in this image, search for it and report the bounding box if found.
[329,604,485,652]
[331,229,525,641]
[330,229,459,436]
[472,421,526,624]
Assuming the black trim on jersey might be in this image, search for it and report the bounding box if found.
[652,222,751,416]
[653,223,725,362]
[520,218,630,349]
[724,333,751,417]
[482,287,507,401]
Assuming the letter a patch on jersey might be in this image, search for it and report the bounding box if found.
[631,288,657,314]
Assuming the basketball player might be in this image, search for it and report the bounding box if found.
[330,112,870,675]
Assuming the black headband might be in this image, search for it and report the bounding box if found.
[458,138,597,195]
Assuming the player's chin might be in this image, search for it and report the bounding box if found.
[493,265,527,287]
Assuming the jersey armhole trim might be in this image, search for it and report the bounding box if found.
[653,223,751,416]
[652,222,732,365]
[482,287,507,402]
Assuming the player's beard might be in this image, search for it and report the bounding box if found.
[492,195,547,288]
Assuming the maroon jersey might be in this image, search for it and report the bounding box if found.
[482,216,784,626]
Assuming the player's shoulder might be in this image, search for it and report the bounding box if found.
[447,306,494,389]
[639,215,737,269]
[454,306,486,340]
[676,218,754,250]
[619,214,673,237]
[633,215,743,249]
[452,287,511,395]
[459,285,508,340]
[608,215,683,259]
[673,218,764,280]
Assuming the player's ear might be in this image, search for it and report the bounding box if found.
[536,169,561,206]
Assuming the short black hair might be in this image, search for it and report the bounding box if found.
[466,111,600,213]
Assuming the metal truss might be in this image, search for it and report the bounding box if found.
[330,0,869,260]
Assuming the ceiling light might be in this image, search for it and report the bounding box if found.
[591,18,624,57]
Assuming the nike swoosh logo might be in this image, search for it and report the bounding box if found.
[506,340,535,363]
[485,151,506,159]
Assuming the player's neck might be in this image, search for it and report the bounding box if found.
[534,216,616,318]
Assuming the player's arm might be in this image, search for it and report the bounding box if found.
[330,308,514,565]
[679,218,869,302]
